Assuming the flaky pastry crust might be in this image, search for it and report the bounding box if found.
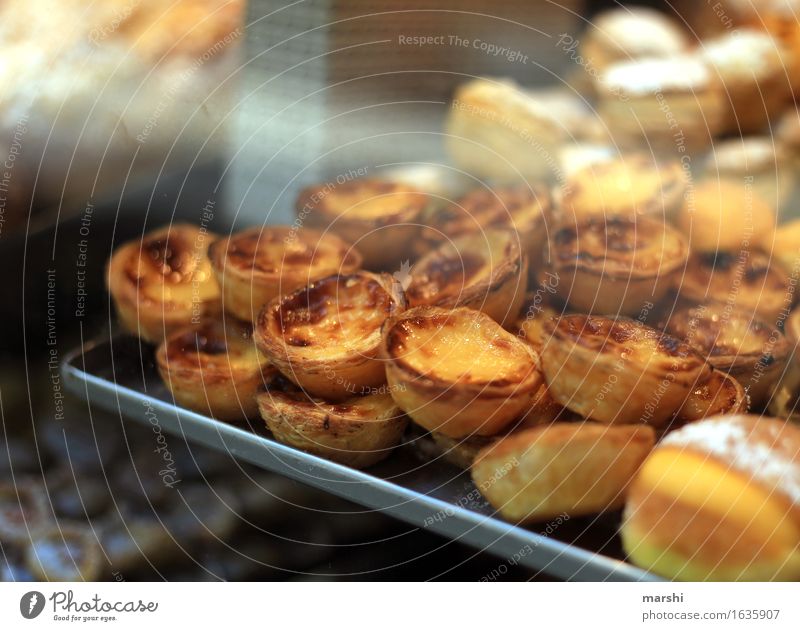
[254,272,406,400]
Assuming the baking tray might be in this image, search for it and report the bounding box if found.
[61,334,662,582]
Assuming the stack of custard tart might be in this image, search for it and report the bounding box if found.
[106,163,800,581]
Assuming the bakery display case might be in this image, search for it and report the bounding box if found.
[3,0,800,585]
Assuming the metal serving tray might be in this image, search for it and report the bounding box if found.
[62,334,662,582]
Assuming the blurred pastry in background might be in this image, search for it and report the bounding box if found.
[598,56,724,153]
[699,29,791,134]
[296,179,428,270]
[772,218,800,275]
[561,155,687,221]
[705,136,794,213]
[445,78,565,183]
[209,226,362,323]
[579,7,690,74]
[679,251,791,325]
[677,178,776,253]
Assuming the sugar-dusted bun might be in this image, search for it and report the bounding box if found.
[472,422,655,523]
[542,314,711,427]
[623,414,800,580]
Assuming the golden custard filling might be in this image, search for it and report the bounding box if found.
[220,227,354,277]
[389,310,535,385]
[553,216,687,277]
[309,180,427,220]
[273,274,394,358]
[163,320,265,372]
[565,158,684,216]
[553,314,704,370]
[126,230,218,306]
[407,229,518,306]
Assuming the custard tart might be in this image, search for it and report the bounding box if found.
[472,422,655,524]
[382,306,542,438]
[541,315,710,427]
[107,223,221,343]
[561,156,687,221]
[665,305,791,407]
[674,369,749,425]
[256,376,407,468]
[550,215,689,316]
[254,272,406,400]
[420,184,551,261]
[771,218,800,275]
[209,226,362,323]
[406,228,528,327]
[296,178,428,269]
[157,318,274,421]
[678,252,792,325]
[677,178,776,253]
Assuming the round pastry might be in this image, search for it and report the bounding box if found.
[420,183,551,263]
[557,142,616,179]
[254,272,406,400]
[549,215,689,316]
[664,305,791,406]
[622,414,800,581]
[106,223,222,343]
[561,155,687,221]
[541,314,711,427]
[25,523,102,582]
[0,479,50,544]
[296,178,428,269]
[679,251,792,325]
[771,218,800,275]
[678,178,776,254]
[699,29,791,133]
[579,7,690,74]
[524,87,603,142]
[759,0,800,96]
[208,226,362,323]
[598,56,724,152]
[156,318,275,421]
[406,228,528,327]
[382,306,542,438]
[674,369,749,425]
[472,422,655,523]
[445,78,565,183]
[256,375,408,468]
[705,137,793,213]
